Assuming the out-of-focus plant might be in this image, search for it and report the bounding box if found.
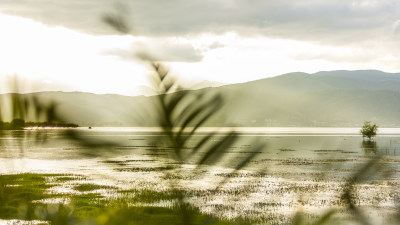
[103,10,264,225]
[102,8,400,225]
[0,77,59,146]
[0,14,262,224]
[0,78,66,220]
[1,85,46,124]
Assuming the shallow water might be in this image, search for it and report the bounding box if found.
[1,127,400,224]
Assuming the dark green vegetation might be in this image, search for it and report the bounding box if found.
[0,173,66,219]
[360,121,378,140]
[4,70,400,127]
[0,173,249,225]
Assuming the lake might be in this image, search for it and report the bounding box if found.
[1,127,400,224]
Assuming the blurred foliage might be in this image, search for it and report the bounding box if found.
[0,78,82,130]
[146,62,265,224]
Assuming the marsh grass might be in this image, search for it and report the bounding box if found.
[54,176,86,182]
[117,189,182,204]
[0,173,254,225]
[115,166,176,172]
[0,173,69,220]
[73,184,116,192]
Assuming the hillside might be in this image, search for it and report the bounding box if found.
[1,70,400,127]
[217,70,400,126]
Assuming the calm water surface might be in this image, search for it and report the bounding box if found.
[1,127,400,174]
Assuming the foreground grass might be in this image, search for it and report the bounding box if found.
[0,173,252,225]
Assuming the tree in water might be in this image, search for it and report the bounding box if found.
[360,121,378,141]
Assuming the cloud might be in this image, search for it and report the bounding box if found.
[0,0,398,45]
[104,39,203,62]
[142,41,203,62]
[0,0,122,34]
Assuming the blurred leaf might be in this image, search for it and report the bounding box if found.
[197,132,237,166]
[216,143,264,190]
[311,209,336,225]
[102,13,129,34]
[191,132,217,156]
[291,211,304,225]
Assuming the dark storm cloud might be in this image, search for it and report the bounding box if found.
[0,0,399,43]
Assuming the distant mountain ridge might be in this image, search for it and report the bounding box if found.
[233,70,400,92]
[2,70,400,127]
[216,70,400,127]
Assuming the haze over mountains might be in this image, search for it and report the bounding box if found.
[3,70,400,127]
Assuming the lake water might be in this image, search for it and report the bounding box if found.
[1,127,400,224]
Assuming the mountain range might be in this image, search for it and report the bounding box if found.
[2,70,400,127]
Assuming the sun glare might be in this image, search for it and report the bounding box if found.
[0,13,149,95]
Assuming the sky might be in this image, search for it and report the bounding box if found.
[0,0,399,96]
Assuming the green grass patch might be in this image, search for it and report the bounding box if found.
[74,183,116,192]
[118,189,182,203]
[54,176,85,182]
[0,173,67,220]
[94,204,252,225]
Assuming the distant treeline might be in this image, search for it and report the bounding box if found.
[0,119,79,130]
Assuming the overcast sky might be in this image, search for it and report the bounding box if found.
[0,0,399,95]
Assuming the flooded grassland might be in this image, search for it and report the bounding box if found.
[1,128,400,224]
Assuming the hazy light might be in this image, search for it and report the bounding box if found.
[0,13,149,95]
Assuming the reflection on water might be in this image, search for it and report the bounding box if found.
[361,140,378,154]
